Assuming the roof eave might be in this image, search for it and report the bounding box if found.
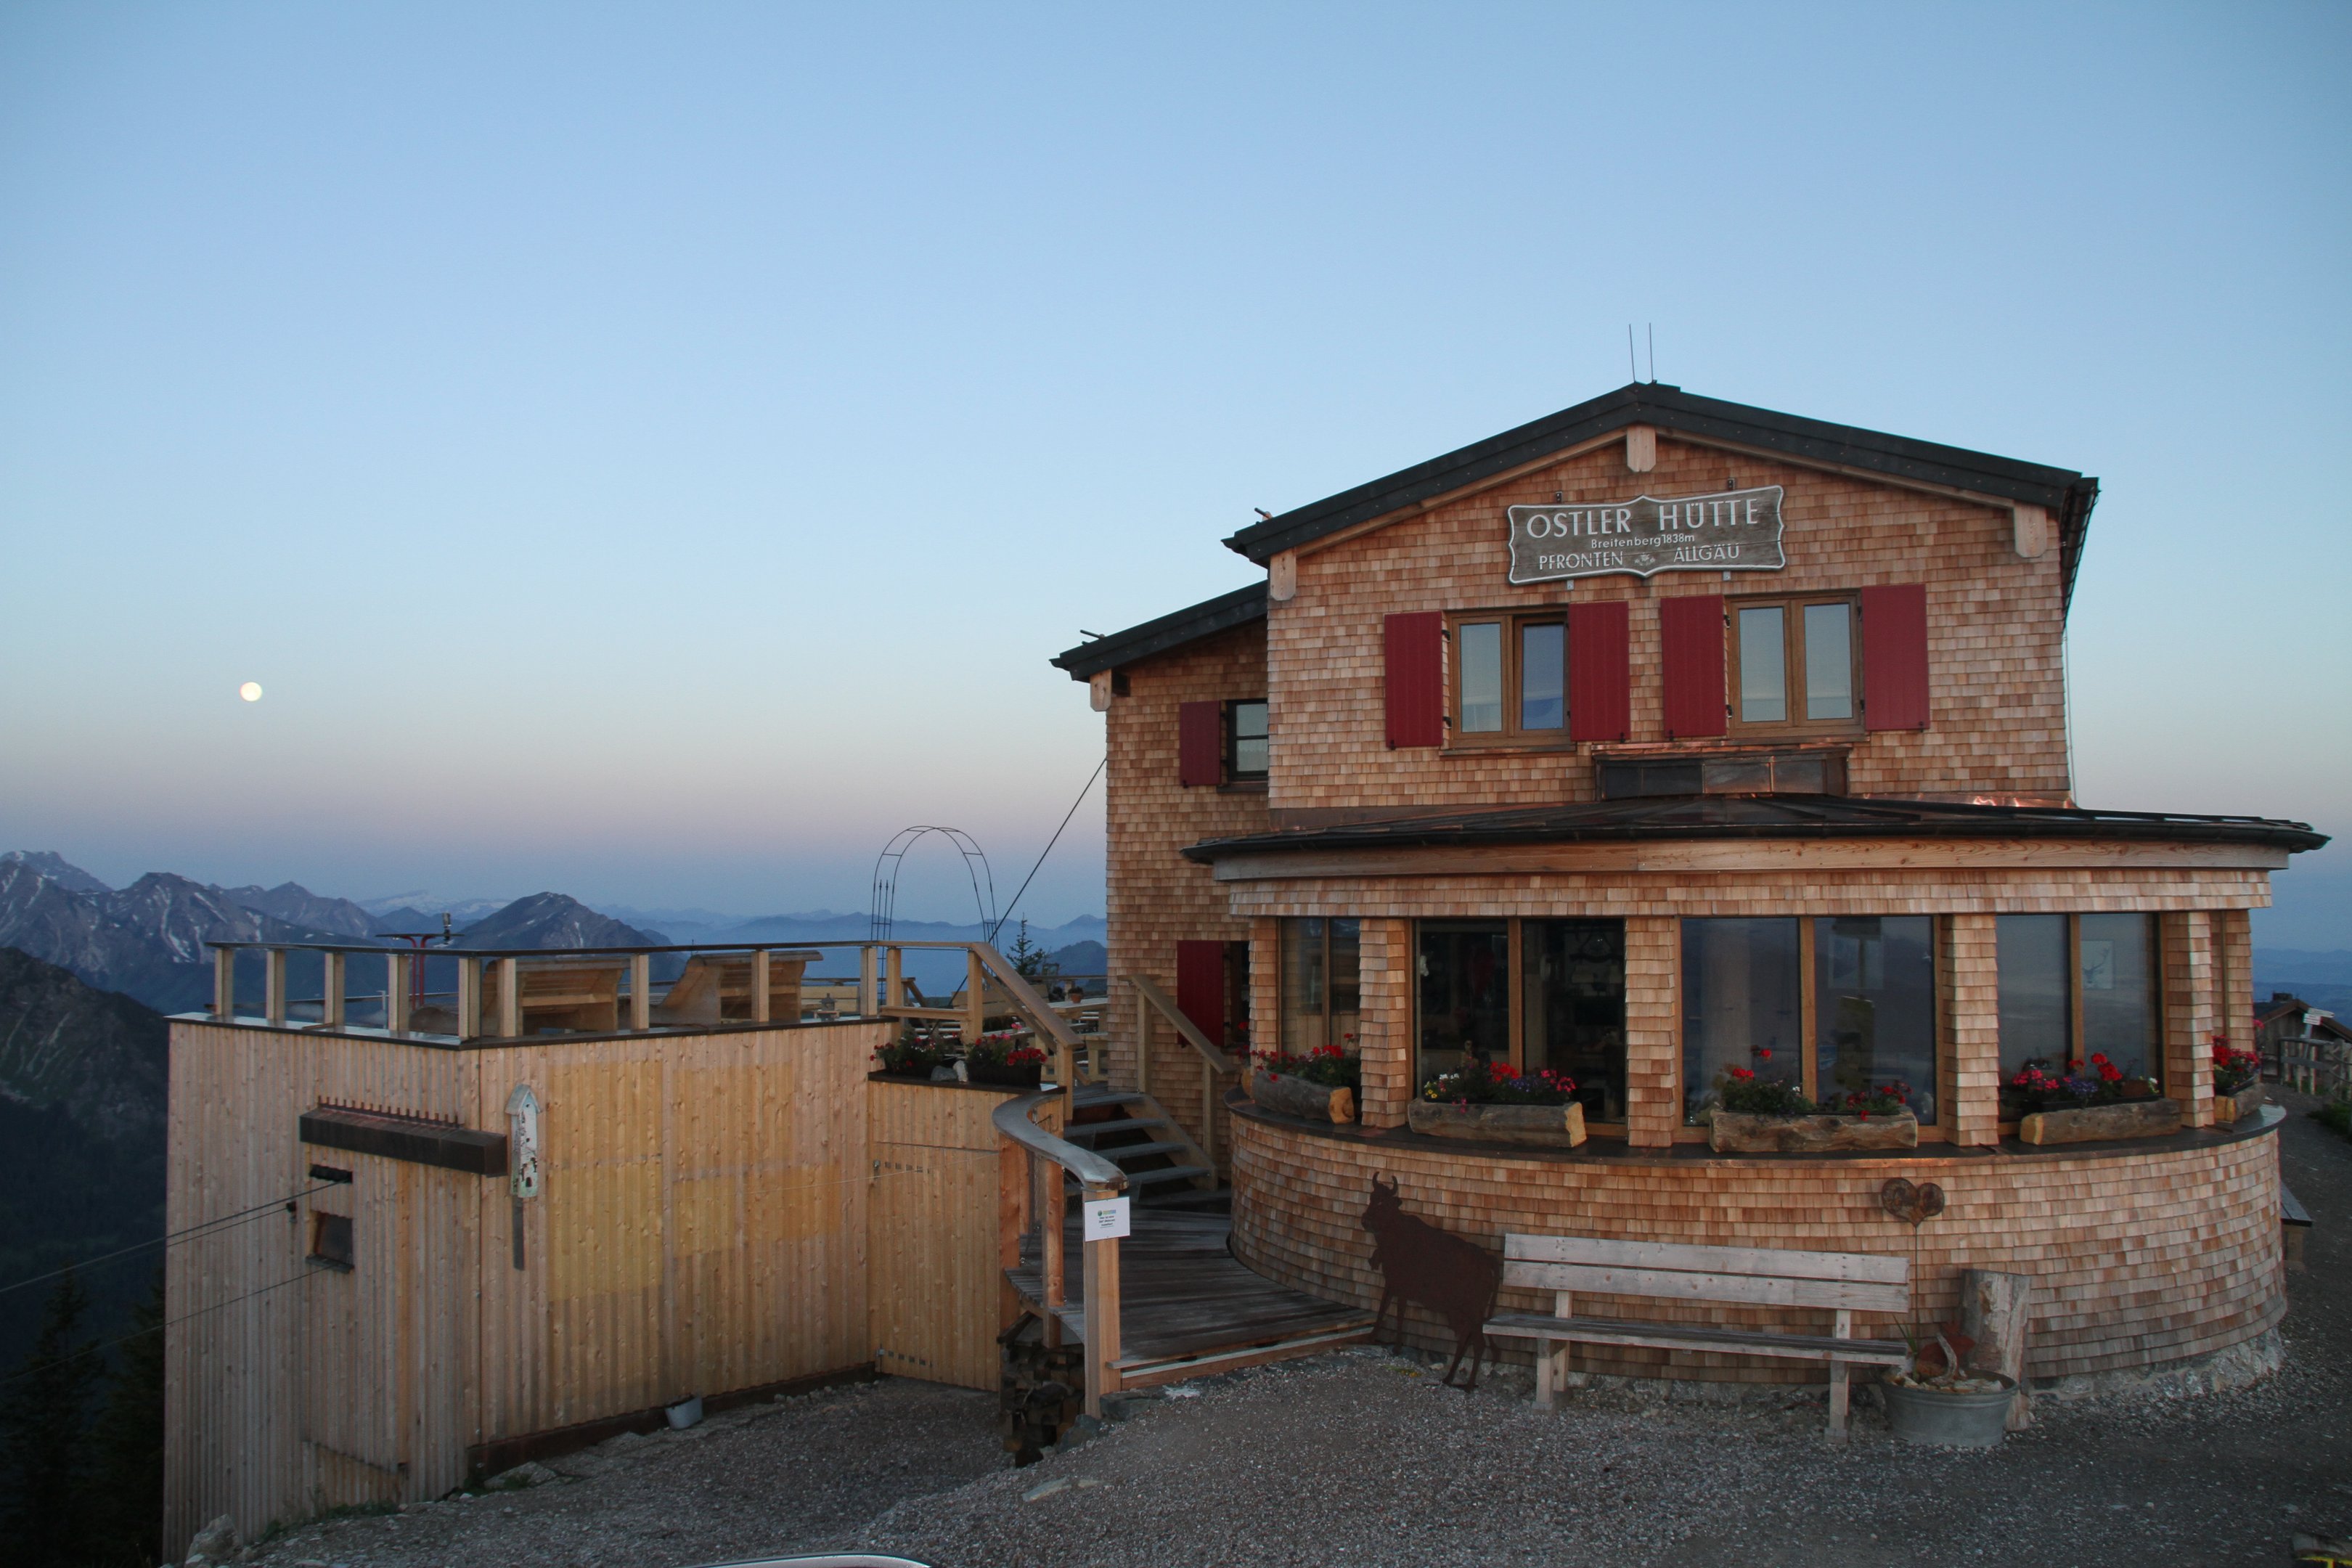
[1048,582,1269,681]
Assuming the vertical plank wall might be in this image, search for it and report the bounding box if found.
[866,1079,1022,1390]
[166,1018,887,1557]
[163,1024,473,1554]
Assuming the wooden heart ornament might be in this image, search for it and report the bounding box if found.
[1879,1177,1946,1226]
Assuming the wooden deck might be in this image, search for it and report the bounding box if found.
[1007,1208,1374,1389]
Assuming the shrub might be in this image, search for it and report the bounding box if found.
[1420,1060,1575,1106]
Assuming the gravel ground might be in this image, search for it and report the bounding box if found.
[246,1095,2352,1568]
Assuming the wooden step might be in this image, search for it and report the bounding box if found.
[1062,1117,1170,1140]
[1072,1088,1147,1109]
[1093,1139,1192,1163]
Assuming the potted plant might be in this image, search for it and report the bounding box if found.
[2006,1055,2179,1145]
[1408,1061,1584,1147]
[873,1037,951,1080]
[1881,1321,2017,1448]
[1704,1061,1919,1153]
[1249,1041,1359,1122]
[2211,1037,2266,1124]
[965,1032,1049,1089]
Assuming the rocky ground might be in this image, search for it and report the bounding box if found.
[239,1094,2352,1568]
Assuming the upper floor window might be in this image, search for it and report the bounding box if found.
[1228,701,1269,780]
[1729,593,1860,734]
[1448,611,1565,744]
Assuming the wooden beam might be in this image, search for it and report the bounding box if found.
[385,952,412,1034]
[497,957,521,1039]
[1625,425,1657,473]
[631,952,653,1031]
[859,944,878,1016]
[749,949,771,1024]
[457,957,483,1039]
[2013,502,2051,559]
[1268,550,1297,601]
[321,950,346,1029]
[1089,671,1114,712]
[966,947,986,1053]
[1082,1215,1122,1416]
[263,948,287,1027]
[213,947,237,1021]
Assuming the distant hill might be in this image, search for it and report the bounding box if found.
[0,857,375,1012]
[1048,939,1106,976]
[0,949,168,1371]
[0,849,112,895]
[220,881,381,939]
[459,893,663,950]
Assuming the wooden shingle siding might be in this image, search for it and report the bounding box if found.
[1230,1112,2283,1387]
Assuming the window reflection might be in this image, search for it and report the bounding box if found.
[1520,622,1564,731]
[1814,915,1935,1120]
[1416,921,1508,1082]
[1682,918,1801,1121]
[1459,622,1503,732]
[1802,603,1853,720]
[1738,606,1787,723]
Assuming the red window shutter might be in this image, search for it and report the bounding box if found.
[1567,600,1630,743]
[1659,595,1726,740]
[1862,583,1930,731]
[1177,701,1222,786]
[1383,612,1444,748]
[1175,940,1226,1048]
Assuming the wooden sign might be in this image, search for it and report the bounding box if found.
[1507,485,1786,582]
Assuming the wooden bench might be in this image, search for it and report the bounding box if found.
[481,958,629,1034]
[1483,1235,1911,1437]
[654,952,820,1026]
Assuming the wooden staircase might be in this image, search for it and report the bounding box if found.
[1061,1084,1227,1211]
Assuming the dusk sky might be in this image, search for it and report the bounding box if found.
[2,5,2347,940]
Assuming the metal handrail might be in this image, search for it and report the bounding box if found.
[991,1091,1125,1194]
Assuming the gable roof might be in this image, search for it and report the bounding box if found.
[1222,383,2102,607]
[1049,581,1267,681]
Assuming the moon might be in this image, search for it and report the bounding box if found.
[238,682,264,703]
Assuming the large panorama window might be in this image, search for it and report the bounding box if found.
[1413,918,1628,1125]
[1729,593,1860,734]
[1681,915,1940,1126]
[1448,612,1567,744]
[1281,918,1359,1053]
[1996,913,2162,1108]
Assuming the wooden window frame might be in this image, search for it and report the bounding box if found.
[1670,914,1951,1144]
[1725,590,1864,738]
[1410,915,1630,1138]
[1992,911,2168,1137]
[1444,609,1570,748]
[1225,698,1270,783]
[1279,918,1359,1054]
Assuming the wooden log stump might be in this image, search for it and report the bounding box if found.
[1707,1109,1918,1153]
[1405,1099,1586,1147]
[1959,1267,2034,1431]
[2212,1080,2265,1124]
[1249,1069,1357,1124]
[2017,1098,2180,1146]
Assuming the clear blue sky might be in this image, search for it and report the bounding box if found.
[2,4,2347,939]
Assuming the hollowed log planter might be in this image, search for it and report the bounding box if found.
[1708,1108,1917,1153]
[2211,1080,2266,1125]
[1249,1069,1356,1124]
[1406,1099,1586,1148]
[2017,1098,2181,1146]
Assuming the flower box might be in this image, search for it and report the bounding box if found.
[1707,1108,1918,1153]
[1249,1069,1356,1124]
[2212,1079,2266,1124]
[1406,1099,1586,1148]
[2017,1097,2181,1146]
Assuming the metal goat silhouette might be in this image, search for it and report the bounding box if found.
[1362,1174,1500,1389]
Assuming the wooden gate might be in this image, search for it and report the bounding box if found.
[866,1080,1021,1390]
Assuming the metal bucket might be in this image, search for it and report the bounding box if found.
[1881,1374,2016,1447]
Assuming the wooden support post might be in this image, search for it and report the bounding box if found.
[966,947,986,1052]
[497,957,521,1039]
[1135,986,1151,1096]
[631,952,652,1030]
[1828,1307,1853,1440]
[321,950,346,1029]
[1202,1051,1217,1169]
[386,952,412,1034]
[999,1140,1028,1334]
[1041,1157,1066,1350]
[263,948,287,1027]
[1960,1267,2034,1430]
[750,948,771,1024]
[213,947,238,1021]
[457,957,483,1039]
[885,945,903,1011]
[1080,1194,1122,1418]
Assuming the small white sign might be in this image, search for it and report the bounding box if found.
[1082,1197,1131,1240]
